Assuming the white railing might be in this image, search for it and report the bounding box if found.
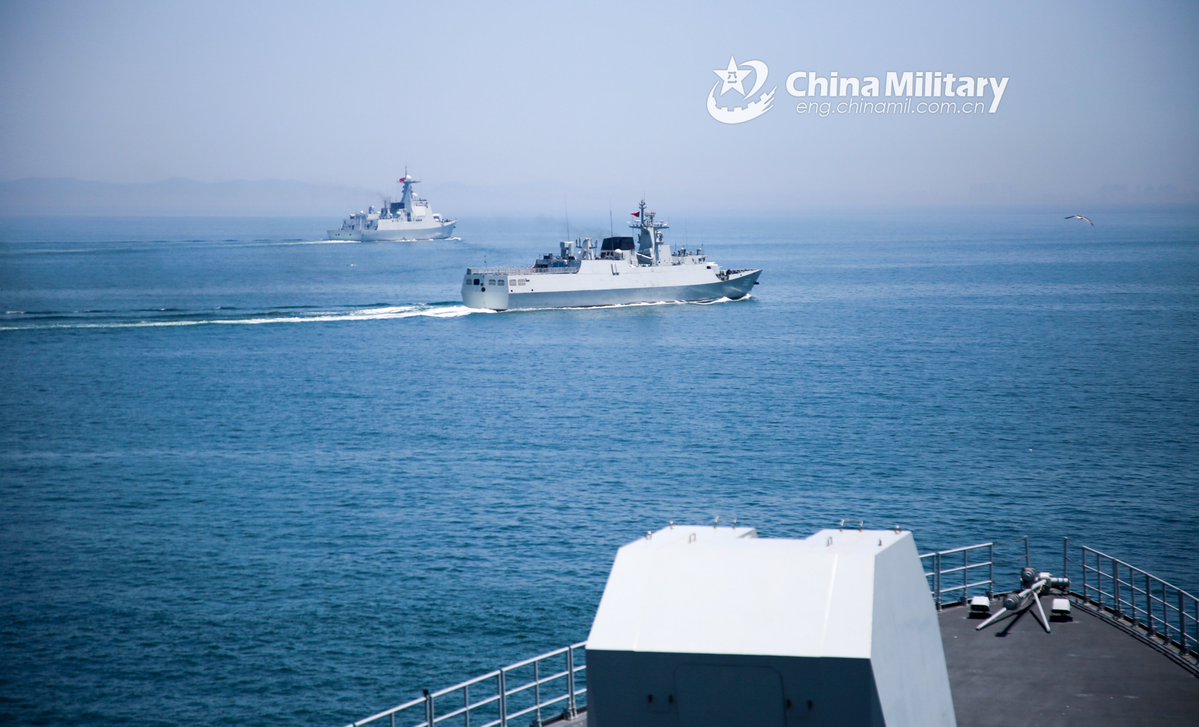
[1077,545,1197,662]
[465,267,576,276]
[920,543,995,609]
[347,642,586,727]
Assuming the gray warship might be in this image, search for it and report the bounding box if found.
[461,200,761,310]
[328,172,456,242]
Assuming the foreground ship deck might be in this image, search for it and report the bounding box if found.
[543,602,1198,727]
[939,598,1199,726]
[346,531,1198,727]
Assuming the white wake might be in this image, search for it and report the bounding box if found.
[0,304,491,331]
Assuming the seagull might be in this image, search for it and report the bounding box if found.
[1065,214,1094,226]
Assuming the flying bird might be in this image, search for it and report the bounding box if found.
[1065,214,1094,226]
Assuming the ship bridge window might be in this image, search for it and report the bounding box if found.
[600,236,635,252]
[472,278,480,285]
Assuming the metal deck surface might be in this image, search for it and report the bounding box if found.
[941,597,1198,726]
[555,597,1198,726]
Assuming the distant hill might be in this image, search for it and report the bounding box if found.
[0,176,622,218]
[0,177,375,217]
[10,176,1189,219]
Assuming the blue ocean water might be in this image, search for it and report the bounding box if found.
[0,211,1196,724]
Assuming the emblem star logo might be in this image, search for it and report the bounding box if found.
[714,56,751,96]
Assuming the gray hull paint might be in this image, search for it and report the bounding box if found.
[361,222,456,241]
[488,271,760,311]
[327,221,456,242]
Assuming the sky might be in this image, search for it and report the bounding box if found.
[1,0,1197,214]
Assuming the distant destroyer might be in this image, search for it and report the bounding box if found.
[461,200,761,310]
[328,172,456,241]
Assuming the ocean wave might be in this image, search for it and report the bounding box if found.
[0,296,747,330]
[269,239,361,246]
[0,303,490,331]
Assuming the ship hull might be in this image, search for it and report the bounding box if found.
[463,269,760,311]
[327,221,456,242]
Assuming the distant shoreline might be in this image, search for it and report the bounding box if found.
[2,177,1196,218]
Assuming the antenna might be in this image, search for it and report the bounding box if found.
[609,201,614,237]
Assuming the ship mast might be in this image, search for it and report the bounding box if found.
[398,167,419,222]
[630,199,669,265]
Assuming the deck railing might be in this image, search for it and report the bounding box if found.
[346,642,586,727]
[465,267,575,277]
[920,542,995,609]
[1074,544,1197,661]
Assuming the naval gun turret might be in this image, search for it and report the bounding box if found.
[586,524,957,726]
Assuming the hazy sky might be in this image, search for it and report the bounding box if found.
[1,0,1196,213]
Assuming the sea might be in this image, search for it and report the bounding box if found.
[1,211,1197,724]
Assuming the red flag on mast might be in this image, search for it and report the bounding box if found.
[631,211,640,217]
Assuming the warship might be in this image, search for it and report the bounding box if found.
[327,172,456,241]
[461,200,761,310]
[345,522,1198,727]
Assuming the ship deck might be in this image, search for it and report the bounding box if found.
[939,598,1197,726]
[555,597,1198,726]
